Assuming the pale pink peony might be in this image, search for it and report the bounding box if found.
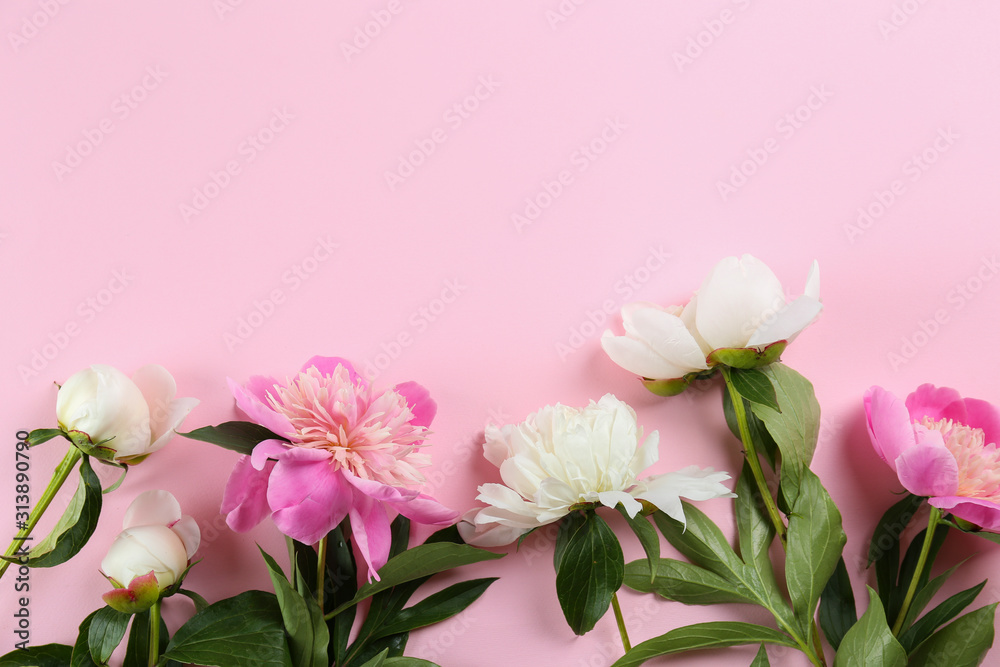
[221,356,458,578]
[865,384,1000,531]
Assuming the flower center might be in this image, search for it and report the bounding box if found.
[919,416,1000,503]
[267,367,429,486]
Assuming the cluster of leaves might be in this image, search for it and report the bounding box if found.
[605,363,996,666]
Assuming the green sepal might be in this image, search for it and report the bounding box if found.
[707,341,787,369]
[102,571,161,614]
[26,428,66,447]
[66,430,117,461]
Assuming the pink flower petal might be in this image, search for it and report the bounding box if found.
[349,491,392,580]
[268,450,351,544]
[343,474,458,525]
[221,455,275,533]
[251,439,291,470]
[246,375,283,404]
[894,435,960,497]
[865,387,917,470]
[228,377,294,438]
[961,397,1000,447]
[301,356,360,384]
[905,384,966,423]
[392,381,437,428]
[929,496,1000,532]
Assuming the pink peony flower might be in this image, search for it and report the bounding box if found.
[221,356,459,578]
[865,384,1000,531]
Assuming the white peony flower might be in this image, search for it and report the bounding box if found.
[601,255,821,384]
[56,364,199,463]
[458,394,734,546]
[101,490,200,613]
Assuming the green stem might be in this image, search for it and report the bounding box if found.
[149,599,161,667]
[286,535,297,583]
[611,591,631,653]
[0,446,82,581]
[720,368,787,546]
[316,536,328,611]
[892,506,941,636]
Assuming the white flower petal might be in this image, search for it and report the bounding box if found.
[123,489,182,529]
[130,365,177,442]
[629,430,660,478]
[598,490,643,518]
[458,510,528,547]
[170,515,201,560]
[57,365,152,457]
[746,295,823,348]
[624,307,709,372]
[678,294,714,356]
[601,332,693,380]
[476,483,537,517]
[146,397,200,454]
[101,525,187,589]
[695,255,786,350]
[804,260,820,301]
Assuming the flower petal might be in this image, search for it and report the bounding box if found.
[929,496,1000,532]
[961,397,1000,447]
[634,466,735,526]
[268,450,351,545]
[905,384,966,423]
[457,509,527,547]
[123,490,182,530]
[57,365,152,458]
[342,473,458,525]
[221,455,275,533]
[301,356,360,384]
[349,491,391,580]
[864,386,917,470]
[170,515,201,560]
[597,490,643,518]
[695,255,787,350]
[746,295,823,348]
[130,365,177,440]
[622,306,709,372]
[392,381,436,428]
[600,331,694,380]
[804,260,820,301]
[894,433,960,497]
[146,397,200,455]
[228,377,294,439]
[251,439,291,470]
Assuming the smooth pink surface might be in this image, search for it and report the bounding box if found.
[3,2,1000,665]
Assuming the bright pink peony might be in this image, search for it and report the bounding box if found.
[865,384,1000,531]
[221,356,458,578]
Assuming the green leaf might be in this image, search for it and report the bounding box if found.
[652,505,745,582]
[746,363,820,507]
[20,456,101,568]
[750,644,770,667]
[326,543,504,619]
[123,610,176,667]
[867,493,923,613]
[176,588,210,613]
[162,590,293,667]
[899,579,987,654]
[0,644,74,666]
[832,587,905,667]
[941,518,1000,545]
[624,558,756,605]
[609,622,797,667]
[356,651,440,667]
[898,559,969,632]
[818,557,857,650]
[259,547,329,667]
[784,467,846,635]
[553,511,624,635]
[729,368,780,412]
[372,577,498,639]
[907,603,997,667]
[177,421,287,455]
[723,392,779,468]
[615,505,659,584]
[388,514,411,560]
[325,523,358,665]
[88,606,131,664]
[734,462,781,603]
[71,610,100,667]
[26,428,65,447]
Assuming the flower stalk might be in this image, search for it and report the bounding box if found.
[149,599,161,667]
[892,506,941,636]
[316,536,328,611]
[611,591,631,653]
[0,445,82,581]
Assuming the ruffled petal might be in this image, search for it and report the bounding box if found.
[221,455,275,533]
[457,509,527,547]
[905,384,966,423]
[864,387,917,470]
[597,490,643,518]
[392,381,437,428]
[301,356,360,384]
[228,377,294,439]
[342,473,458,525]
[634,466,735,526]
[349,491,392,579]
[894,433,960,497]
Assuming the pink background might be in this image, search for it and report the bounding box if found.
[3,2,1000,665]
